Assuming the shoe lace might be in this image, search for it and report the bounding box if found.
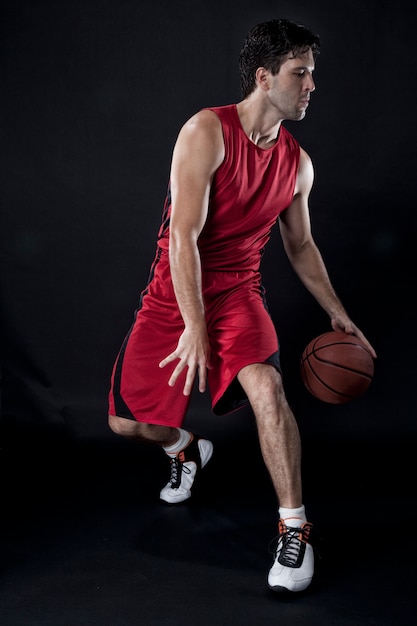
[168,455,191,489]
[273,524,311,568]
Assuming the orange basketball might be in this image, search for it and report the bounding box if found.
[300,331,374,404]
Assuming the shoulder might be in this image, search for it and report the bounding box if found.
[179,108,223,140]
[172,109,225,173]
[294,148,314,195]
[298,148,314,180]
[174,109,225,166]
[298,147,313,171]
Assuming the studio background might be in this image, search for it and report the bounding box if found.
[1,2,417,625]
[1,0,415,446]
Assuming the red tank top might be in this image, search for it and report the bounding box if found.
[157,103,300,272]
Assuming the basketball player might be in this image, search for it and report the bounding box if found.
[108,19,376,593]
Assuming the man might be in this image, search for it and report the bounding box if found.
[108,18,376,593]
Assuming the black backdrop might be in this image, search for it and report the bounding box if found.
[1,0,416,446]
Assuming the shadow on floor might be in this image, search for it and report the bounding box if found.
[1,423,416,625]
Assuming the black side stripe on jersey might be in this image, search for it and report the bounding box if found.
[112,246,163,419]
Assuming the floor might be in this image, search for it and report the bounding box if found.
[1,422,416,626]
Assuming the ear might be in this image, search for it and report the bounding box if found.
[255,67,271,91]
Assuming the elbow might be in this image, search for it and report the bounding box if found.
[284,238,309,258]
[169,230,199,268]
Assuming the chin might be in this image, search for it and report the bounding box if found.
[294,110,307,121]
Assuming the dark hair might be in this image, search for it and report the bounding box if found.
[238,19,320,98]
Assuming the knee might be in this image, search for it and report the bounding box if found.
[239,365,288,415]
[108,414,136,437]
[108,414,172,444]
[108,414,121,435]
[240,364,284,398]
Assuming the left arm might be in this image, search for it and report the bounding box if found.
[279,148,377,358]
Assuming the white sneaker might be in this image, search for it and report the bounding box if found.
[268,520,314,592]
[159,435,213,504]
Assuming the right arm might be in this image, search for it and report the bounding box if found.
[158,110,225,395]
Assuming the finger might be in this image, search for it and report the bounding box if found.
[359,335,377,359]
[352,328,377,359]
[159,352,177,369]
[168,360,186,387]
[197,363,207,393]
[182,367,196,396]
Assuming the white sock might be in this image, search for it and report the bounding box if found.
[279,505,307,525]
[163,428,192,456]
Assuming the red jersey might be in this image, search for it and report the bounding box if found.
[109,104,302,424]
[157,104,300,271]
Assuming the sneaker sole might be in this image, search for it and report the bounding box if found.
[268,578,312,594]
[268,585,289,593]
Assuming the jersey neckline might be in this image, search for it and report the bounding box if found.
[231,103,283,153]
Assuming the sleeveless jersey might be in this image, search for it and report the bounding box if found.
[156,103,300,272]
[109,104,302,424]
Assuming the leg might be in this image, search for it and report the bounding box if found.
[108,257,213,503]
[237,363,302,508]
[108,414,213,504]
[237,363,314,593]
[108,414,180,447]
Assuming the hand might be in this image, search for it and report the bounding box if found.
[331,316,377,359]
[159,326,211,396]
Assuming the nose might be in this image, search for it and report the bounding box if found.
[306,73,315,92]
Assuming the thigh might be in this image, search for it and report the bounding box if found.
[204,270,281,414]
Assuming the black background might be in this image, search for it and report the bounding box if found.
[1,2,417,625]
[1,0,415,444]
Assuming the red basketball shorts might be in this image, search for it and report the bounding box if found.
[108,250,280,427]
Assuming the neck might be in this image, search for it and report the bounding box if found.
[236,98,282,148]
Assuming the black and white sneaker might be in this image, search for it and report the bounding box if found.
[159,434,213,504]
[267,519,314,592]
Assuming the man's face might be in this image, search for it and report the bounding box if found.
[268,49,316,121]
